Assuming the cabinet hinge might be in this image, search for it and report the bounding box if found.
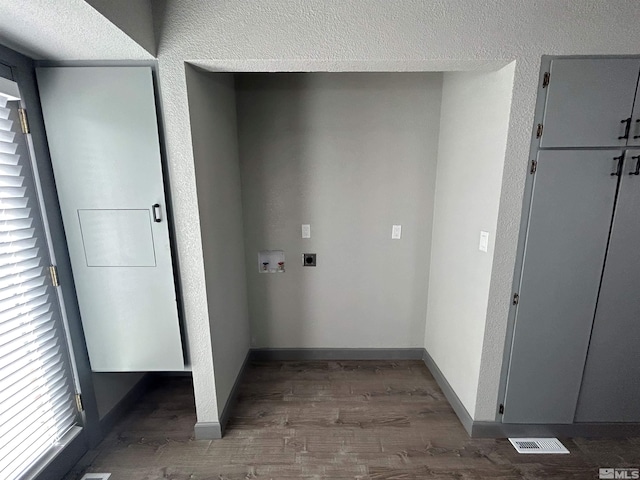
[530,159,537,174]
[499,404,504,415]
[542,72,550,88]
[17,108,30,134]
[49,265,60,287]
[75,393,84,412]
[512,293,519,305]
[536,123,543,138]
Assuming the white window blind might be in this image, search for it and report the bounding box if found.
[0,93,77,480]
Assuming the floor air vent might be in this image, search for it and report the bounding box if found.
[508,438,569,454]
[80,474,111,480]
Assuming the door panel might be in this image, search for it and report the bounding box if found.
[36,67,184,372]
[576,152,640,422]
[540,59,640,148]
[503,150,619,423]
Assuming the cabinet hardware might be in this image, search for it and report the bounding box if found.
[499,404,505,414]
[49,265,60,287]
[18,108,29,134]
[536,124,543,138]
[542,72,550,88]
[611,155,624,176]
[530,159,537,174]
[512,293,519,305]
[152,204,162,223]
[619,117,632,140]
[634,119,640,139]
[630,156,640,175]
[75,393,84,412]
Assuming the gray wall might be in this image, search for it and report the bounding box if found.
[92,372,145,419]
[425,65,515,418]
[185,67,251,413]
[236,73,442,348]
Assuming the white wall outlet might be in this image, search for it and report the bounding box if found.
[392,225,402,240]
[301,224,311,238]
[479,230,490,252]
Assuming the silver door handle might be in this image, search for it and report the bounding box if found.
[630,156,640,176]
[152,204,162,222]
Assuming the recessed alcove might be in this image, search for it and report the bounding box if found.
[185,65,515,416]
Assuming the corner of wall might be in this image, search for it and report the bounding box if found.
[425,64,517,420]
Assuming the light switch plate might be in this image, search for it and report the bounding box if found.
[479,230,489,252]
[301,224,311,239]
[392,225,402,240]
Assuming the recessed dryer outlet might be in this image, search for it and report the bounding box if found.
[303,253,316,266]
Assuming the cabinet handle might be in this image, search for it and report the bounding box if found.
[152,204,162,222]
[630,156,640,176]
[619,118,632,140]
[634,119,640,139]
[611,155,624,176]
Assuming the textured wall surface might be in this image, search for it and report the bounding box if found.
[186,67,250,413]
[236,73,441,348]
[425,65,515,418]
[5,0,640,426]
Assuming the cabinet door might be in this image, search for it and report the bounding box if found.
[540,59,640,148]
[37,67,184,372]
[575,152,640,422]
[503,150,619,423]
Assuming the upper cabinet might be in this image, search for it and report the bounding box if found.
[540,58,640,148]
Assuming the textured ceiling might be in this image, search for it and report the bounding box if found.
[0,0,152,60]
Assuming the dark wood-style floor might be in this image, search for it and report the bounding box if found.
[65,361,640,479]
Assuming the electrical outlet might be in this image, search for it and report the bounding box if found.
[301,224,311,238]
[479,231,489,252]
[392,225,402,239]
[303,253,316,266]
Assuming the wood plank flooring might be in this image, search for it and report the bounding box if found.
[65,361,640,479]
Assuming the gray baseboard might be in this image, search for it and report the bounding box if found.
[250,347,425,361]
[421,349,640,438]
[472,421,640,438]
[195,347,640,440]
[194,421,222,440]
[99,374,155,437]
[421,349,474,436]
[219,349,251,435]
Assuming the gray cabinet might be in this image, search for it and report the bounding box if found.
[505,57,640,426]
[575,151,640,422]
[540,59,640,148]
[503,150,619,423]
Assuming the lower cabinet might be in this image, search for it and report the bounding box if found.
[575,151,640,422]
[503,150,618,424]
[504,149,640,424]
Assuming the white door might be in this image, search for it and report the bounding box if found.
[36,67,184,372]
